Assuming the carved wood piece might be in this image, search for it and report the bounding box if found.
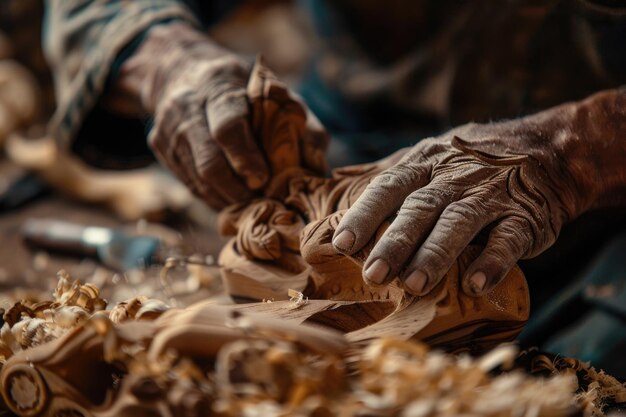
[0,300,346,417]
[218,59,530,353]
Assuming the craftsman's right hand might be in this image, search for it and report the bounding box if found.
[115,23,328,209]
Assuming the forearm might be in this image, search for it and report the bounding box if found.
[568,89,626,209]
[531,89,626,213]
[464,89,626,219]
[43,0,200,145]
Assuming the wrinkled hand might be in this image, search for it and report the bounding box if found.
[331,102,614,297]
[127,23,328,209]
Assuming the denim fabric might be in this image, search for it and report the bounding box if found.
[521,233,626,377]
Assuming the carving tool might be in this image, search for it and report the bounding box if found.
[22,218,162,270]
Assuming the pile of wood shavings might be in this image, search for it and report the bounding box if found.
[353,340,580,417]
[0,270,168,360]
[0,274,624,417]
[528,353,626,414]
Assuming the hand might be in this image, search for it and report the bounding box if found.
[332,91,626,297]
[115,23,328,209]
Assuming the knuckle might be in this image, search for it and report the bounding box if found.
[195,152,225,180]
[207,84,246,108]
[212,88,247,106]
[419,239,450,267]
[352,188,387,213]
[402,188,445,211]
[210,99,249,133]
[368,165,422,194]
[409,137,446,158]
[217,56,250,75]
[383,229,416,254]
[204,58,249,86]
[195,163,215,182]
[500,219,532,251]
[389,164,427,187]
[440,201,480,224]
[157,92,198,126]
[369,171,403,189]
[164,89,196,111]
[485,245,514,267]
[487,228,527,263]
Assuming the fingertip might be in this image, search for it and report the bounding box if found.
[466,271,487,297]
[463,268,500,297]
[363,258,390,285]
[403,270,428,295]
[332,229,355,253]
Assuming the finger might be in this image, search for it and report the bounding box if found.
[174,139,228,209]
[203,151,253,206]
[462,217,532,296]
[148,92,186,171]
[206,88,269,190]
[362,183,455,286]
[400,195,499,296]
[332,162,430,255]
[148,123,192,195]
[147,90,197,175]
[183,114,253,205]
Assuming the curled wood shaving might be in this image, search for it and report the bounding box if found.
[287,288,308,310]
[529,353,626,416]
[0,274,623,417]
[0,271,169,362]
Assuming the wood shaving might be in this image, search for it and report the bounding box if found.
[0,275,623,417]
[288,288,308,310]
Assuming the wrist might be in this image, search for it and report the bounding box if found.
[112,22,230,115]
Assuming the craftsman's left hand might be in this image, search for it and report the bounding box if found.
[332,91,626,297]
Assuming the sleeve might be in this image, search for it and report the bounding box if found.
[43,0,202,148]
[574,0,626,86]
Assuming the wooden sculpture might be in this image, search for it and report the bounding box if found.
[218,58,530,353]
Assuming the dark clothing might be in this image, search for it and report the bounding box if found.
[299,0,626,158]
[23,0,626,165]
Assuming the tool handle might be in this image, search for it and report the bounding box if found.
[0,173,49,212]
[22,219,111,256]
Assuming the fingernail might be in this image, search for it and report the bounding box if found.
[470,271,487,294]
[405,270,428,294]
[333,230,355,251]
[364,259,390,284]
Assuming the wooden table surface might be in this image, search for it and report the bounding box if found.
[0,159,229,310]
